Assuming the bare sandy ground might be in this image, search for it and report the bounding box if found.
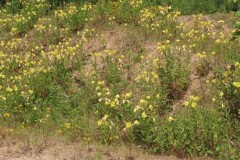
[0,141,183,160]
[0,138,213,160]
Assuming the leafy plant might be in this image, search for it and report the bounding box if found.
[232,11,240,40]
[139,107,237,159]
[158,50,190,100]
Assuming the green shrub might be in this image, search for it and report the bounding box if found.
[138,107,238,159]
[158,50,190,100]
[232,11,240,40]
[211,61,240,119]
[144,0,240,14]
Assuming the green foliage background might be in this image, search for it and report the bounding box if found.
[1,0,239,14]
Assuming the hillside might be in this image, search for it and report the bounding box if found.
[0,1,240,159]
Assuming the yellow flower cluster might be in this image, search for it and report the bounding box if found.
[139,6,179,31]
[157,40,170,54]
[233,82,240,88]
[130,0,143,8]
[196,52,207,58]
[54,10,68,19]
[135,70,159,83]
[184,96,200,108]
[0,1,47,35]
[98,114,109,126]
[123,120,139,131]
[80,3,93,11]
[95,81,132,108]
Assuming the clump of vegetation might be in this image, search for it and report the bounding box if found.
[232,10,240,40]
[139,106,237,159]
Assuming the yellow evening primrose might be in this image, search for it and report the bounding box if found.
[134,105,142,112]
[110,101,116,107]
[233,82,240,88]
[184,101,190,107]
[13,86,18,91]
[212,98,216,102]
[115,94,120,99]
[126,122,132,128]
[235,62,240,67]
[97,92,102,97]
[133,120,139,125]
[212,79,217,84]
[29,90,33,94]
[146,96,151,100]
[219,92,224,97]
[98,120,103,126]
[65,123,71,129]
[141,112,147,118]
[95,86,100,91]
[125,92,132,99]
[193,96,200,101]
[191,102,197,108]
[168,116,174,122]
[148,104,153,110]
[4,113,10,118]
[6,87,13,92]
[103,114,109,120]
[140,99,147,104]
[33,106,37,111]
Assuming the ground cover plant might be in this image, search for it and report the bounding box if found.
[0,0,240,159]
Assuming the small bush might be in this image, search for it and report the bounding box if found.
[157,48,190,100]
[138,107,237,159]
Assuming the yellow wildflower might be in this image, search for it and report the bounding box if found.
[29,90,33,94]
[65,123,71,129]
[4,113,10,118]
[6,87,13,92]
[146,96,151,100]
[98,120,103,126]
[184,101,190,107]
[126,122,132,128]
[168,116,174,122]
[133,120,139,125]
[191,102,197,108]
[125,92,132,99]
[103,114,109,120]
[141,112,147,118]
[233,82,240,88]
[134,105,142,112]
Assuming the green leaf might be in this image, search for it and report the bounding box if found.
[233,0,238,3]
[236,11,240,17]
